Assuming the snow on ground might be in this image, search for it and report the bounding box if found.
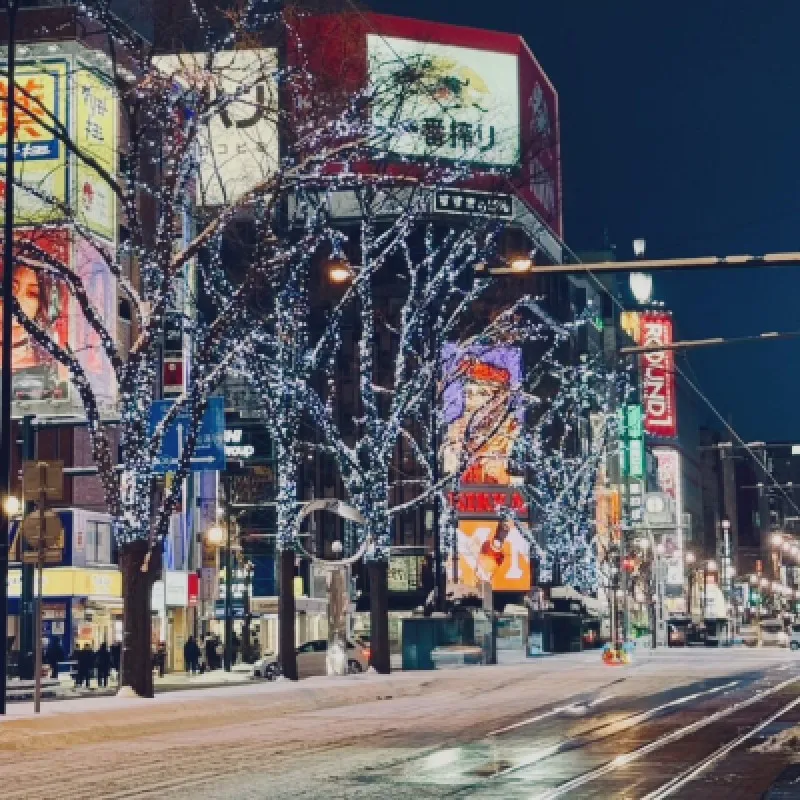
[0,649,794,799]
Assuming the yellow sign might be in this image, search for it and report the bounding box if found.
[0,58,70,224]
[73,63,117,241]
[7,567,122,598]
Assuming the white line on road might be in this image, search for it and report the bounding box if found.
[640,694,800,799]
[529,675,799,800]
[487,697,614,737]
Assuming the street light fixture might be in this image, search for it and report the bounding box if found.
[327,256,353,284]
[206,524,224,547]
[3,496,21,517]
[509,254,533,272]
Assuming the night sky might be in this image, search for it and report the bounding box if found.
[367,0,800,443]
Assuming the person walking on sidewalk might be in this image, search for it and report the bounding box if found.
[96,642,111,688]
[45,637,64,680]
[205,635,217,671]
[183,636,200,675]
[75,643,94,689]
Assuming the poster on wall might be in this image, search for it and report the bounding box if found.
[1,229,71,406]
[73,237,118,408]
[0,58,70,225]
[456,518,531,592]
[442,344,523,486]
[653,447,684,587]
[153,50,279,206]
[367,34,520,167]
[73,64,117,242]
[640,312,677,438]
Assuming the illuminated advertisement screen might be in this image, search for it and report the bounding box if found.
[1,230,71,406]
[442,343,523,486]
[367,34,520,167]
[653,447,683,587]
[154,50,279,206]
[457,518,531,592]
[0,58,70,225]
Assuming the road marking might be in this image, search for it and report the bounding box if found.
[529,675,799,799]
[640,694,800,799]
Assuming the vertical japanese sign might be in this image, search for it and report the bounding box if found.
[153,50,279,206]
[367,34,520,167]
[518,41,562,237]
[73,64,117,242]
[0,58,70,225]
[640,311,677,437]
[620,404,645,478]
[72,237,117,408]
[653,447,684,587]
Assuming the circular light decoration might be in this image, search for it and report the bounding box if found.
[629,272,653,305]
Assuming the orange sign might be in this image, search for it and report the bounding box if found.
[457,518,531,592]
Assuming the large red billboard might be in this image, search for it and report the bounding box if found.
[288,13,562,238]
[640,312,677,438]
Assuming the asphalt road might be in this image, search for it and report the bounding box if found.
[3,650,800,799]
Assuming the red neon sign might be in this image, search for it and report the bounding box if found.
[640,312,677,438]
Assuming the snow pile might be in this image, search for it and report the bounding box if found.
[751,727,800,753]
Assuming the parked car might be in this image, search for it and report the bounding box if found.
[790,624,800,651]
[760,620,789,647]
[251,639,369,680]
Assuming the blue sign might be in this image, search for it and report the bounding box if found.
[149,396,226,473]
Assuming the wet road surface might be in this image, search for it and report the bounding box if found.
[3,650,800,799]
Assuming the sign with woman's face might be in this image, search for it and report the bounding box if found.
[1,230,71,406]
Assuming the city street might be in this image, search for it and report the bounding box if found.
[2,650,800,798]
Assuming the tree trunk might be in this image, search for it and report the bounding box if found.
[279,548,298,680]
[369,560,390,674]
[120,540,160,697]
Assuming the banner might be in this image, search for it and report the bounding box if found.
[653,447,684,587]
[442,344,523,486]
[0,58,70,225]
[640,311,677,437]
[72,237,118,408]
[73,64,117,242]
[1,229,71,406]
[457,518,531,591]
[367,34,520,167]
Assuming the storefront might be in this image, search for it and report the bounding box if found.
[7,566,123,655]
[151,571,199,671]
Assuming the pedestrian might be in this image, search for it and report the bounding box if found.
[45,637,64,680]
[110,641,121,676]
[75,643,93,689]
[96,642,111,688]
[156,641,167,677]
[183,635,200,675]
[205,635,217,671]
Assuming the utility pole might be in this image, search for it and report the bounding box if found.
[757,446,773,578]
[0,0,18,715]
[223,476,233,672]
[719,444,739,579]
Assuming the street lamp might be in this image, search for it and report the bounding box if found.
[327,256,352,284]
[206,511,233,672]
[2,496,20,517]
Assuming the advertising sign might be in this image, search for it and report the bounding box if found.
[1,229,71,405]
[73,237,117,408]
[518,42,562,237]
[640,312,677,437]
[367,34,520,167]
[154,50,279,206]
[442,344,523,486]
[73,64,117,242]
[620,404,645,478]
[653,447,683,586]
[0,58,70,225]
[456,518,531,592]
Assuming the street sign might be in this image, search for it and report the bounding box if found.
[149,396,226,474]
[21,512,64,549]
[23,460,63,501]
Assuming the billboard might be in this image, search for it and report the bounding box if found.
[72,237,118,408]
[653,447,683,587]
[73,64,117,242]
[0,58,70,225]
[367,34,520,167]
[442,344,522,486]
[154,50,279,206]
[456,518,531,592]
[640,311,677,438]
[518,42,562,237]
[1,230,71,404]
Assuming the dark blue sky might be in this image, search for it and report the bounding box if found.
[368,0,800,442]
